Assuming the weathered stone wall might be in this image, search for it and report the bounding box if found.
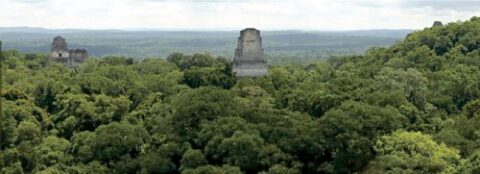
[50,51,70,59]
[51,36,68,52]
[233,28,268,77]
[237,29,264,62]
[69,49,88,63]
[234,62,268,77]
[49,36,88,67]
[69,49,87,59]
[50,36,70,59]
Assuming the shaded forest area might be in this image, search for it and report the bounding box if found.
[0,28,411,64]
[2,17,480,173]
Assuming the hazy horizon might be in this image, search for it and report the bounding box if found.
[0,27,411,62]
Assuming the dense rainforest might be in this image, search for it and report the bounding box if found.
[2,17,480,174]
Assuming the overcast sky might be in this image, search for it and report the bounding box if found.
[1,0,480,30]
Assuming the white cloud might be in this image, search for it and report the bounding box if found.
[0,0,479,30]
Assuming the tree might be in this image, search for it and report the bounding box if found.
[182,165,242,174]
[180,149,207,170]
[14,121,42,145]
[171,87,238,138]
[0,100,18,150]
[232,85,275,109]
[319,101,408,173]
[93,122,150,162]
[54,94,131,137]
[260,164,300,174]
[182,65,236,89]
[198,117,288,173]
[286,87,341,117]
[35,136,71,169]
[138,151,177,174]
[70,131,96,163]
[374,67,428,110]
[456,149,480,174]
[33,79,65,113]
[70,161,110,174]
[365,131,460,174]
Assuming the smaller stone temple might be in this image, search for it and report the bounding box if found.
[233,28,268,77]
[433,21,443,27]
[50,36,88,67]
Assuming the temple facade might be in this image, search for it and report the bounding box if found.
[233,28,268,77]
[50,36,88,67]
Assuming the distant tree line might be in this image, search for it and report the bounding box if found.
[0,30,407,64]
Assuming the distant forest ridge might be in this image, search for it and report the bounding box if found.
[0,27,414,64]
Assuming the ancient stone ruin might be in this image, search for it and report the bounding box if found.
[50,36,88,67]
[69,49,88,64]
[433,21,443,27]
[233,28,268,77]
[50,36,69,62]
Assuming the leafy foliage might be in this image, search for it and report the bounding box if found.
[366,131,460,174]
[3,17,480,173]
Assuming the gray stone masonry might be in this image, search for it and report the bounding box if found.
[49,36,88,67]
[233,28,268,77]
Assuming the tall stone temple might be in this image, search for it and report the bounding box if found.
[233,28,268,77]
[50,36,88,67]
